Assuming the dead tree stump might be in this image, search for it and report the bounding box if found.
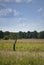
[13,39,17,51]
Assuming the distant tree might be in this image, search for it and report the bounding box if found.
[0,30,44,39]
[29,32,33,38]
[32,31,38,38]
[12,33,18,39]
[0,31,4,39]
[26,31,30,38]
[9,33,13,39]
[4,31,10,40]
[23,32,26,38]
[18,31,23,39]
[12,33,16,39]
[4,31,10,36]
[39,31,44,39]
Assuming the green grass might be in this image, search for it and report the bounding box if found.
[0,39,44,65]
[0,41,44,51]
[16,42,44,51]
[0,43,13,51]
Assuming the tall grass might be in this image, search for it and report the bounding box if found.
[0,39,44,65]
[0,51,44,65]
[0,41,44,51]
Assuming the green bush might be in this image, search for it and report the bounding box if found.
[3,36,9,40]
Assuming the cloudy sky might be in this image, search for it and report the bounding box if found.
[0,0,44,32]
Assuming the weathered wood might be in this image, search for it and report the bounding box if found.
[13,39,17,51]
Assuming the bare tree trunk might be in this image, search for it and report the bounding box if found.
[13,39,17,51]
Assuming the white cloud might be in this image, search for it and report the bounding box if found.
[0,0,33,3]
[37,8,44,16]
[0,17,44,32]
[0,8,12,16]
[15,0,33,3]
[0,8,10,16]
[14,9,21,16]
[0,8,21,17]
[26,0,32,3]
[15,0,22,3]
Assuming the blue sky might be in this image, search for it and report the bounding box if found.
[0,0,44,32]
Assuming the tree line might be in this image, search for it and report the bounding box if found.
[0,30,44,40]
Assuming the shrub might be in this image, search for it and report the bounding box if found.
[3,36,9,40]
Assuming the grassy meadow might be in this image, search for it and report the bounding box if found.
[0,39,44,65]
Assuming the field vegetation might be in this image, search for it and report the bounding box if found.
[0,39,44,65]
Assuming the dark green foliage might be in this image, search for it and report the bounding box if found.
[3,36,9,40]
[39,31,44,38]
[18,31,23,39]
[26,31,31,38]
[32,31,38,38]
[4,31,10,36]
[3,31,10,40]
[0,31,4,39]
[0,30,44,39]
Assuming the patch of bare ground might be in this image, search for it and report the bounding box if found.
[0,39,44,43]
[17,39,44,42]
